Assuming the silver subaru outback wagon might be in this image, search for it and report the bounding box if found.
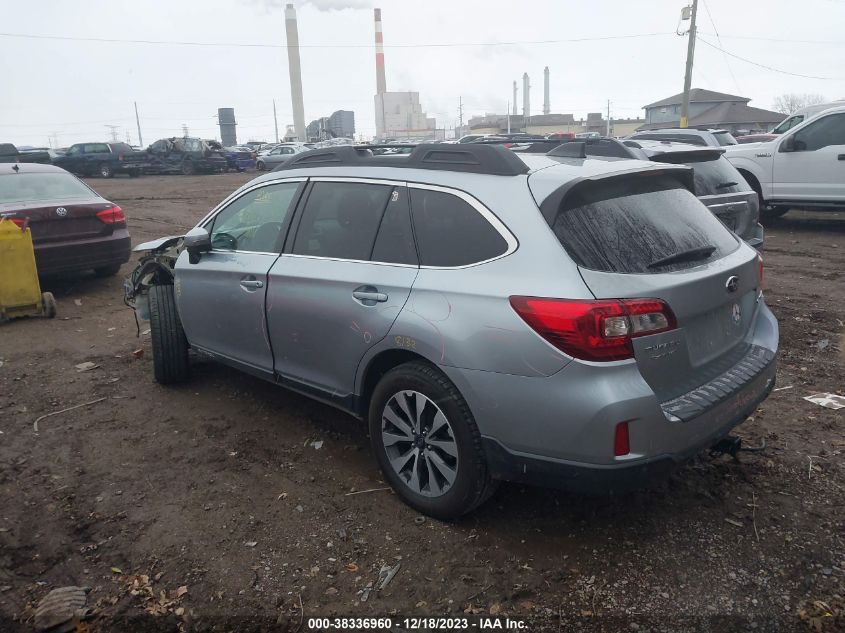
[127,143,778,519]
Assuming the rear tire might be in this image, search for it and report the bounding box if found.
[148,284,189,384]
[41,292,57,318]
[368,361,496,520]
[99,163,114,178]
[256,160,266,171]
[94,264,122,277]
[180,160,195,176]
[760,206,789,223]
[128,169,141,178]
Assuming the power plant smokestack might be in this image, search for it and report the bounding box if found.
[284,3,306,142]
[512,81,517,116]
[374,8,387,94]
[522,72,530,124]
[543,66,550,115]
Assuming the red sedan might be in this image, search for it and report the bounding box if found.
[0,163,130,277]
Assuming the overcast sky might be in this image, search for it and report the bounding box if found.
[2,0,843,147]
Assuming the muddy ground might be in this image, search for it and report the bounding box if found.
[1,173,843,632]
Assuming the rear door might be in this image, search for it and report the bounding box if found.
[266,178,418,398]
[538,173,760,402]
[82,143,109,174]
[174,180,304,375]
[773,112,845,201]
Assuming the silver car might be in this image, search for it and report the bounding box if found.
[127,144,778,519]
[256,144,304,171]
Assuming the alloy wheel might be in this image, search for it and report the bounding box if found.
[381,390,459,497]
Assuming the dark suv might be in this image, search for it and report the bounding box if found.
[52,142,149,178]
[146,137,227,175]
[513,137,763,248]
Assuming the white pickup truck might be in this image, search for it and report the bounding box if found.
[724,105,845,221]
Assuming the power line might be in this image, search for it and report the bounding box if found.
[700,0,741,94]
[698,32,845,45]
[697,37,845,80]
[0,31,676,49]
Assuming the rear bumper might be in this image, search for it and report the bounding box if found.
[746,222,764,249]
[481,353,775,493]
[440,300,779,492]
[34,229,131,275]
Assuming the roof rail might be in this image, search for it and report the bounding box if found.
[273,143,529,176]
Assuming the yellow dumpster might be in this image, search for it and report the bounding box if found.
[0,217,56,322]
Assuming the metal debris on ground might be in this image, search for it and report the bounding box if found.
[377,563,401,590]
[75,362,99,372]
[804,393,845,410]
[34,585,91,632]
[32,397,108,432]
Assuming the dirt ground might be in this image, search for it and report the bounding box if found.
[1,173,843,632]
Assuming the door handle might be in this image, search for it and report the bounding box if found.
[240,279,264,289]
[838,154,845,160]
[353,288,388,303]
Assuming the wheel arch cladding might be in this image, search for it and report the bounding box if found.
[357,348,433,418]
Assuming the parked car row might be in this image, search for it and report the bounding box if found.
[125,141,778,519]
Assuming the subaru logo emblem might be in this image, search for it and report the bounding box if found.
[731,303,742,325]
[725,275,739,293]
[55,207,68,217]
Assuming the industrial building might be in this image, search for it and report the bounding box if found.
[372,8,436,140]
[469,69,644,138]
[467,113,645,138]
[306,110,355,141]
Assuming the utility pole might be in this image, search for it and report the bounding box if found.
[680,0,698,129]
[273,99,280,143]
[134,102,144,147]
[105,125,119,142]
[458,96,464,138]
[181,124,189,138]
[606,100,611,137]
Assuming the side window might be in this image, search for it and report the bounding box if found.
[150,140,168,153]
[371,187,417,265]
[208,182,300,253]
[409,188,508,267]
[84,143,107,153]
[292,182,392,261]
[281,147,295,155]
[66,145,82,156]
[792,114,845,151]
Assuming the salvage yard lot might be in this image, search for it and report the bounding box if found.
[1,174,843,631]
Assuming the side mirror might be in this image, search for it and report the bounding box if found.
[780,136,796,152]
[183,227,211,264]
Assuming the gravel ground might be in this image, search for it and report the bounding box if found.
[1,173,843,632]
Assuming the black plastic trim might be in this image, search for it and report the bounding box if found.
[272,143,530,176]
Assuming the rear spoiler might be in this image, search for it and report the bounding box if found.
[535,165,695,226]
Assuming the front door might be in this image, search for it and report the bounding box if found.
[267,179,419,398]
[773,112,845,201]
[175,180,304,376]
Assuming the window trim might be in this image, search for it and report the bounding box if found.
[198,177,307,256]
[408,182,518,270]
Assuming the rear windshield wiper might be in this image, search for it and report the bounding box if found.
[715,181,739,189]
[647,245,716,269]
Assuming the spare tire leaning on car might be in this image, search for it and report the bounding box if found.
[148,284,189,384]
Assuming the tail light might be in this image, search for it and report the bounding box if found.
[757,254,764,290]
[9,217,28,230]
[96,206,126,225]
[509,296,677,362]
[118,153,125,161]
